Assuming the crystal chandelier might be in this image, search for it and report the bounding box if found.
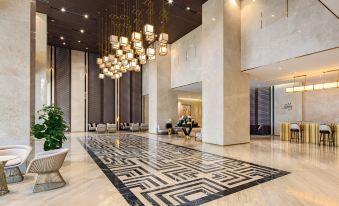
[97,0,169,80]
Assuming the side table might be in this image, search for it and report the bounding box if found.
[0,155,16,196]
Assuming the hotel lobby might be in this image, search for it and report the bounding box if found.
[1,0,339,205]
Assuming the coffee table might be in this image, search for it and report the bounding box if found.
[0,155,16,196]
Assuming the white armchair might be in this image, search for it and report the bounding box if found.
[96,124,106,133]
[130,123,140,132]
[88,123,96,132]
[26,148,69,193]
[0,145,32,183]
[140,123,149,131]
[107,123,117,133]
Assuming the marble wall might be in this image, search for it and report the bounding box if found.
[70,50,86,132]
[144,46,178,133]
[303,89,339,123]
[0,0,35,145]
[171,26,202,88]
[274,84,302,134]
[241,0,339,70]
[202,0,250,145]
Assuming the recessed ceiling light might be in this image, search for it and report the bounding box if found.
[80,29,84,33]
[62,42,66,45]
[60,7,66,12]
[186,6,190,11]
[51,19,55,22]
[84,14,89,19]
[60,36,64,40]
[271,14,275,17]
[78,40,81,43]
[86,47,88,50]
[168,0,173,4]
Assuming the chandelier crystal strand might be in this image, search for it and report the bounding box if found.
[98,0,169,80]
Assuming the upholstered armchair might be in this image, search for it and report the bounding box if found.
[140,123,149,131]
[107,123,117,133]
[0,145,32,183]
[96,124,106,133]
[26,148,69,193]
[88,123,96,132]
[130,123,140,132]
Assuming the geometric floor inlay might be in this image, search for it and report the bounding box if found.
[80,134,289,206]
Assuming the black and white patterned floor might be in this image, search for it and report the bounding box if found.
[81,134,289,206]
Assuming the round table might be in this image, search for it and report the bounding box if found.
[0,155,16,196]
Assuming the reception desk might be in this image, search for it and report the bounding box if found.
[280,122,339,146]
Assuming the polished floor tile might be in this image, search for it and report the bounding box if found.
[81,134,288,206]
[1,132,339,206]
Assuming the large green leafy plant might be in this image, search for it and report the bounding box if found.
[31,105,67,151]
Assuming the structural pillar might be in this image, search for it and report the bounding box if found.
[35,12,48,121]
[202,0,250,145]
[0,0,35,145]
[146,46,177,134]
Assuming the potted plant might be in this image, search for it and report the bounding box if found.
[31,105,68,151]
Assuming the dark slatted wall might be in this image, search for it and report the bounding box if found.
[250,88,256,125]
[119,72,131,123]
[55,47,71,129]
[258,87,271,125]
[88,53,102,124]
[131,72,142,123]
[103,77,115,123]
[250,87,271,135]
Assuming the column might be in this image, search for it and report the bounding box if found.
[146,46,177,134]
[202,0,250,145]
[0,0,35,145]
[35,12,48,120]
[71,50,86,132]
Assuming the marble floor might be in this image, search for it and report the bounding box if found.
[1,132,339,206]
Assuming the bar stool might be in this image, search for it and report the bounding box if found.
[290,123,303,143]
[319,124,334,146]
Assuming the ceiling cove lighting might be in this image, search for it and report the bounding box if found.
[97,0,169,80]
[285,70,339,93]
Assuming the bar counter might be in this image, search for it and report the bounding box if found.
[280,122,339,146]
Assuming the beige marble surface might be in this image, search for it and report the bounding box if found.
[170,26,202,88]
[71,50,86,132]
[35,12,48,122]
[1,132,339,206]
[144,47,178,133]
[0,0,34,146]
[241,0,339,70]
[202,0,250,145]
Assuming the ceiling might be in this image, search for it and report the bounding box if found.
[245,47,339,88]
[173,82,202,93]
[37,0,207,53]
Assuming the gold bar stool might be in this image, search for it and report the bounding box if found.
[319,124,334,146]
[290,123,303,143]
